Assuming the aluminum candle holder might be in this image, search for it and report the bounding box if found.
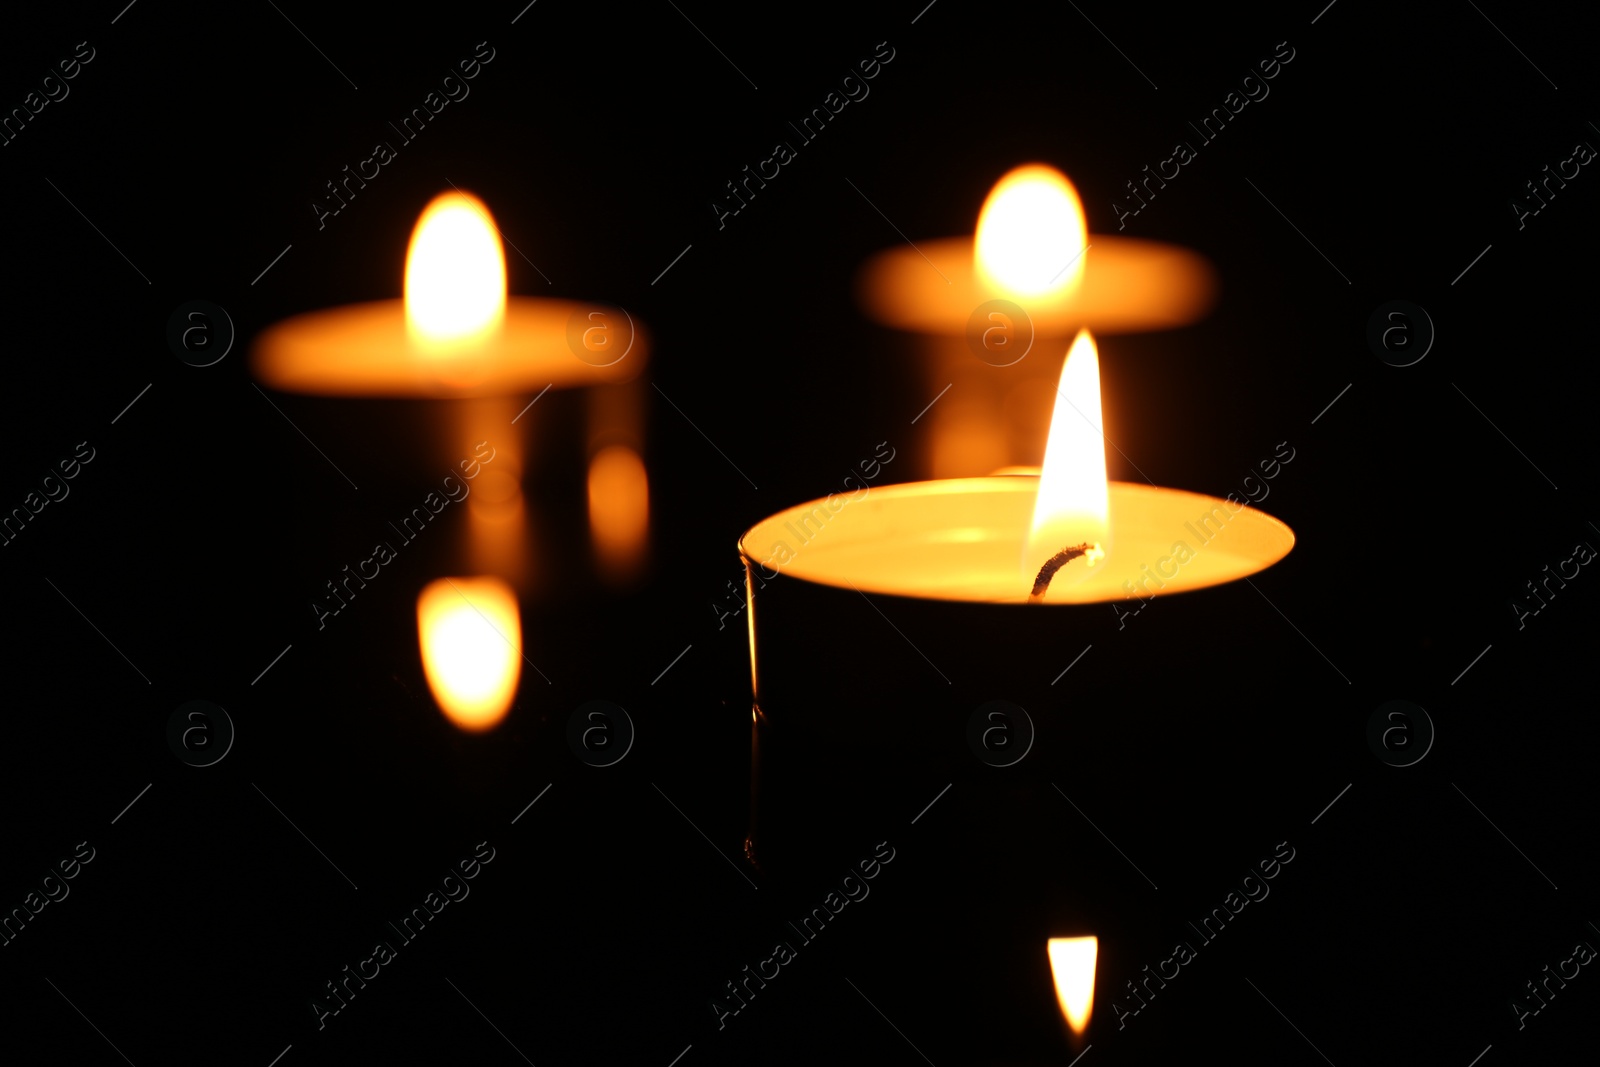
[737,475,1295,876]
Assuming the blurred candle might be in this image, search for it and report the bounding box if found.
[252,191,647,398]
[737,333,1293,871]
[855,164,1215,479]
[252,190,651,732]
[857,163,1216,337]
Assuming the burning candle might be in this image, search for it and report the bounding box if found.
[252,191,648,397]
[741,332,1291,606]
[736,331,1293,872]
[856,163,1216,337]
[252,191,650,730]
[855,164,1217,480]
[251,192,652,585]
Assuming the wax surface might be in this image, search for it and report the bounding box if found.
[740,478,1293,604]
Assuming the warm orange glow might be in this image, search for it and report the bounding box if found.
[252,298,648,397]
[857,235,1217,337]
[455,397,529,586]
[976,164,1089,299]
[416,577,521,731]
[588,445,650,580]
[1023,330,1109,591]
[469,468,524,515]
[404,192,507,353]
[465,469,529,586]
[929,408,1009,480]
[1048,936,1098,1035]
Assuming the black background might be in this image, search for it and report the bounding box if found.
[0,1,1596,1064]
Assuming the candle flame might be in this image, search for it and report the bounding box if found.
[1023,330,1109,592]
[416,576,521,731]
[1048,936,1098,1036]
[975,164,1089,298]
[404,191,507,352]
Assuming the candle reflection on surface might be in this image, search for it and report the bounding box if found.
[454,396,531,590]
[587,381,650,585]
[1048,936,1097,1041]
[587,445,649,585]
[416,577,521,732]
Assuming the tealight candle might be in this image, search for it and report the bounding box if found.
[252,192,648,398]
[251,191,652,731]
[736,331,1293,872]
[855,164,1217,480]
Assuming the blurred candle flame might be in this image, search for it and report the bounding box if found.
[975,164,1089,299]
[416,576,520,731]
[1047,936,1098,1036]
[1023,330,1109,591]
[404,191,507,353]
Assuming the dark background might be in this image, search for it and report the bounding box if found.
[0,1,1595,1064]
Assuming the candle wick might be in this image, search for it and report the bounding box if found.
[1029,542,1101,601]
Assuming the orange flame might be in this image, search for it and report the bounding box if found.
[1048,936,1098,1036]
[404,191,506,354]
[416,576,521,731]
[975,164,1089,299]
[1022,330,1109,591]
